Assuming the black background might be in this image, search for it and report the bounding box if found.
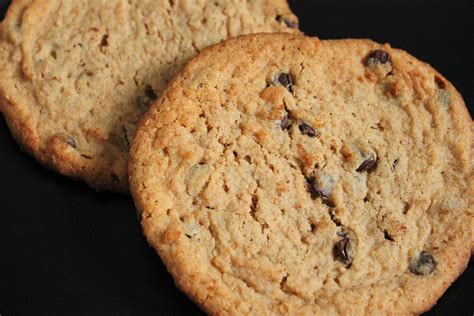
[0,0,472,315]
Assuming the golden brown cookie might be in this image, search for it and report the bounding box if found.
[130,33,473,314]
[0,0,298,191]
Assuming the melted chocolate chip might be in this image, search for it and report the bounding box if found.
[410,251,437,275]
[307,176,333,206]
[280,115,292,130]
[298,122,317,137]
[277,73,293,92]
[276,15,299,29]
[366,49,391,66]
[66,137,77,148]
[357,154,377,172]
[334,237,353,266]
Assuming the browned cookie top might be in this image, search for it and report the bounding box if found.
[130,34,472,315]
[0,0,298,191]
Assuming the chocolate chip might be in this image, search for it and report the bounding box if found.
[284,19,298,29]
[277,73,293,92]
[337,230,347,237]
[307,176,333,206]
[138,85,158,108]
[334,237,353,266]
[383,230,394,241]
[365,50,391,66]
[391,158,399,171]
[402,201,410,214]
[298,122,317,137]
[410,251,437,275]
[356,154,377,172]
[434,76,446,89]
[328,209,341,225]
[276,15,299,29]
[280,114,292,130]
[145,85,157,100]
[66,137,77,148]
[100,34,109,47]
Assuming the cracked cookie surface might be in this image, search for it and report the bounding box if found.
[0,0,298,191]
[130,34,473,314]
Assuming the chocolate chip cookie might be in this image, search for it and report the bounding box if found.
[0,0,298,191]
[129,33,473,314]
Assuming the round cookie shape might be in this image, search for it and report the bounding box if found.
[0,0,298,191]
[130,34,473,314]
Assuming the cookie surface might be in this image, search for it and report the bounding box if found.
[130,33,473,314]
[0,0,298,191]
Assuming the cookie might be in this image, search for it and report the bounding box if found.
[129,33,473,314]
[0,0,298,191]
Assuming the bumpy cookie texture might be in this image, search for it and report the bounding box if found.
[130,34,473,314]
[0,0,298,191]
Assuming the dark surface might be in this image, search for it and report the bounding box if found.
[0,0,472,315]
